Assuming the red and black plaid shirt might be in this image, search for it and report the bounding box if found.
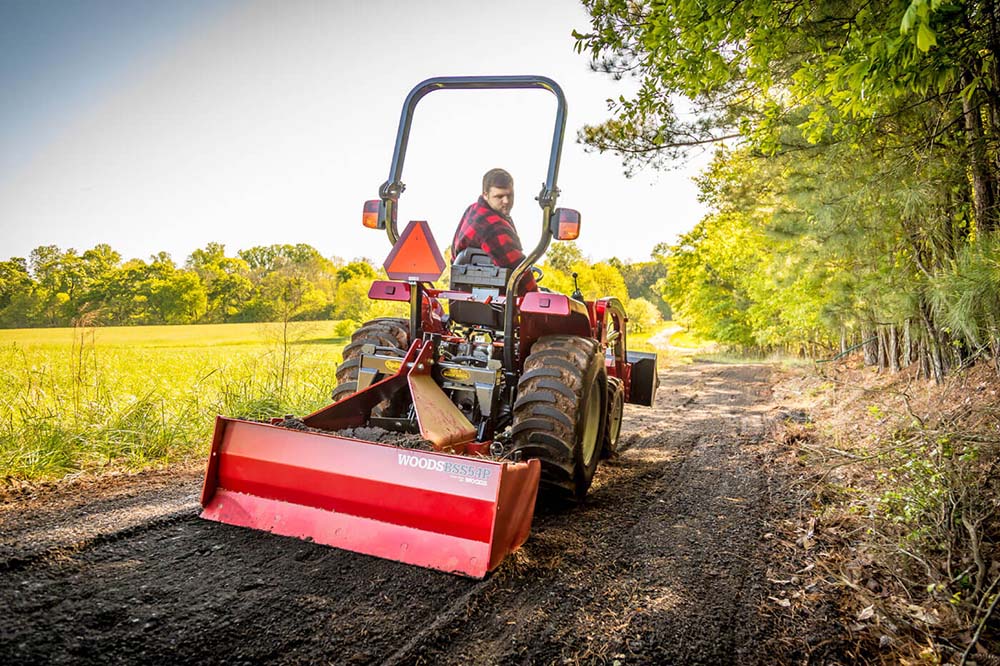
[452,196,537,293]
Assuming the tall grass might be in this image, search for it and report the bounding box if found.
[0,321,348,480]
[0,319,686,481]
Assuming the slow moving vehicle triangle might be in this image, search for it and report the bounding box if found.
[383,220,445,282]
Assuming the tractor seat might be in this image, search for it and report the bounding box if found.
[449,248,507,328]
[449,248,510,293]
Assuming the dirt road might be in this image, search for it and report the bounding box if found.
[1,362,791,665]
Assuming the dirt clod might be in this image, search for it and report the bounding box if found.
[277,418,434,449]
[331,425,432,449]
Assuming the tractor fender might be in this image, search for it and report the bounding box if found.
[519,293,592,334]
[518,293,593,365]
[520,291,588,318]
[367,280,447,334]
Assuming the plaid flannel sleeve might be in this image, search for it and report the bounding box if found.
[453,205,537,292]
[479,217,537,293]
[479,218,524,268]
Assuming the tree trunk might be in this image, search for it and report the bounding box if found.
[862,326,878,366]
[988,323,1000,376]
[902,319,913,367]
[877,327,888,372]
[985,0,1000,180]
[919,302,945,384]
[962,70,998,233]
[888,324,900,372]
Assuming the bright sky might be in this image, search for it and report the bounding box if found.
[0,0,708,268]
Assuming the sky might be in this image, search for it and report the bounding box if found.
[0,0,709,268]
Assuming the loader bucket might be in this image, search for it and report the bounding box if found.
[200,416,541,578]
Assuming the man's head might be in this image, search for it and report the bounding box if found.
[482,168,514,217]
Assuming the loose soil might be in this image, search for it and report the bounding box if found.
[0,362,818,665]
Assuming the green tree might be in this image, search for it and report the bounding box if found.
[0,258,31,312]
[336,260,377,283]
[187,243,253,322]
[148,270,207,324]
[625,297,662,334]
[81,244,121,282]
[576,0,1000,372]
[239,244,340,321]
[611,256,669,318]
[572,261,629,304]
[258,273,325,323]
[545,242,584,273]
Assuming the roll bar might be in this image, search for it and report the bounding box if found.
[377,75,569,378]
[378,75,566,262]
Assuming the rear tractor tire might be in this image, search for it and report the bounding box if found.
[511,335,607,505]
[332,318,409,411]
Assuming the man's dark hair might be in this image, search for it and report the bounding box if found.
[482,168,513,193]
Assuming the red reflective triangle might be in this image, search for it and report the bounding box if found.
[383,220,446,282]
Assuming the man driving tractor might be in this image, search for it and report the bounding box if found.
[452,167,538,293]
[200,76,658,578]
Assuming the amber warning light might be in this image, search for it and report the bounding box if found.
[383,220,446,282]
[362,200,381,229]
[552,208,581,241]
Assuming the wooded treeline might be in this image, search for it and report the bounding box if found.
[578,0,1000,380]
[0,241,670,332]
[0,243,387,328]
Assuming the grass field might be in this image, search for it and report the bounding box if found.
[0,319,681,482]
[0,321,351,480]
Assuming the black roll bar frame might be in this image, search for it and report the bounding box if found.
[377,75,569,376]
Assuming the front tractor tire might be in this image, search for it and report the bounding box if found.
[601,377,625,458]
[511,335,607,505]
[332,318,409,407]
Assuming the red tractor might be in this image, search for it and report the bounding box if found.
[200,76,658,577]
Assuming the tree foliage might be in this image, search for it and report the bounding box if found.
[0,243,371,328]
[0,242,671,330]
[577,0,1000,376]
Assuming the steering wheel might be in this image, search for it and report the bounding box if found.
[530,265,544,283]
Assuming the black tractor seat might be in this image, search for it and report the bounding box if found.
[449,248,510,292]
[449,248,509,328]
